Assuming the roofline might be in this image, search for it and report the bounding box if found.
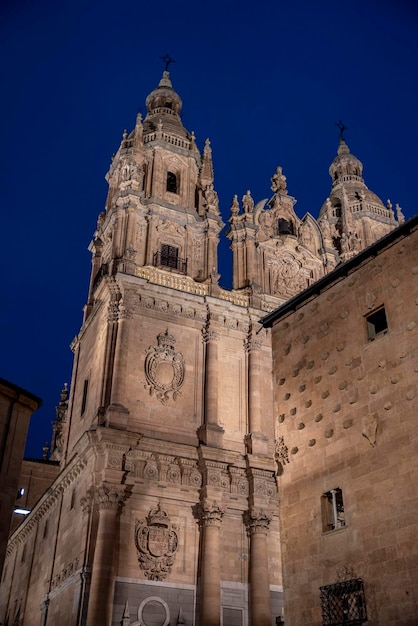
[0,377,42,408]
[260,214,418,328]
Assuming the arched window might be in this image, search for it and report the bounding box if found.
[166,171,179,194]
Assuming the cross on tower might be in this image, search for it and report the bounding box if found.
[335,120,347,140]
[160,54,175,71]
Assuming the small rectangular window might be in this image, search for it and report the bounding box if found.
[322,488,345,532]
[366,306,388,340]
[81,379,89,416]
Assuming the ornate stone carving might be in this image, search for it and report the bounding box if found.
[144,330,185,404]
[245,509,272,535]
[198,500,224,526]
[275,437,289,466]
[50,558,79,590]
[268,253,308,296]
[271,166,288,194]
[95,484,126,511]
[135,503,178,581]
[362,414,378,446]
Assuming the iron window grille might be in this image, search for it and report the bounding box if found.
[154,245,187,274]
[320,578,367,626]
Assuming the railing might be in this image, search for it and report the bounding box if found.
[143,132,191,150]
[153,251,187,274]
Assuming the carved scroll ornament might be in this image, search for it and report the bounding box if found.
[144,330,185,404]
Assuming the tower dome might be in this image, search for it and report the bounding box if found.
[329,138,363,187]
[145,70,183,115]
[143,70,190,140]
[318,137,398,258]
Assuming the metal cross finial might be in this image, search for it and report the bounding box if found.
[335,120,347,140]
[160,54,175,71]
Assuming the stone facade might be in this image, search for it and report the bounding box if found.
[263,217,418,626]
[0,68,413,626]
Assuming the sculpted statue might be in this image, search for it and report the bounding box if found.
[230,194,239,215]
[298,221,313,248]
[242,190,254,213]
[204,184,219,210]
[396,203,405,224]
[271,166,288,194]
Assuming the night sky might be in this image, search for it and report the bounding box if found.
[1,0,417,458]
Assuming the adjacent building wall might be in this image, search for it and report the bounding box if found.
[0,379,41,580]
[265,217,418,625]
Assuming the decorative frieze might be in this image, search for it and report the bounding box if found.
[50,558,79,591]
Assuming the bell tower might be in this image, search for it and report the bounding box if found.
[85,68,224,320]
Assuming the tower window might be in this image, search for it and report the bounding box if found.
[81,379,89,416]
[322,488,345,532]
[366,307,388,340]
[278,218,294,235]
[166,171,179,194]
[160,244,179,268]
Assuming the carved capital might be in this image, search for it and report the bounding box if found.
[198,500,225,527]
[94,483,126,511]
[244,338,263,353]
[202,328,220,343]
[245,509,272,535]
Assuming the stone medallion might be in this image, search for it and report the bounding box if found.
[144,329,185,404]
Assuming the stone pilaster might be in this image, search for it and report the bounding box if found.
[245,509,272,626]
[245,336,268,455]
[86,483,126,626]
[197,499,224,626]
[198,328,224,447]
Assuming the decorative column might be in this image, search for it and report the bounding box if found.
[199,327,224,446]
[198,500,224,626]
[86,483,126,626]
[245,509,272,626]
[245,334,268,456]
[106,300,132,429]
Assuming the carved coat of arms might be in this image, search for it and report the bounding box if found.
[144,329,185,404]
[135,503,179,581]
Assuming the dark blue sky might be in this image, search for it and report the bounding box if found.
[1,0,417,458]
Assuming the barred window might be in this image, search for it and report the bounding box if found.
[320,578,367,626]
[160,244,179,268]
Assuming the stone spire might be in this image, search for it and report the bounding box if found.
[200,138,214,187]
